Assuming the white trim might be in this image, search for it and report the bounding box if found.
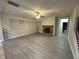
[68,35,75,59]
[8,32,36,39]
[68,33,79,59]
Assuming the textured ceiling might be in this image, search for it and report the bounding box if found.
[6,0,78,18]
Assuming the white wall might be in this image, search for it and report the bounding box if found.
[1,3,38,39]
[0,18,4,41]
[0,0,4,41]
[37,21,42,33]
[68,6,79,59]
[2,15,37,39]
[42,16,55,35]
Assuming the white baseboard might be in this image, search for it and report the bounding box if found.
[8,32,36,39]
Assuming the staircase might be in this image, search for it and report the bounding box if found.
[76,17,79,51]
[77,40,79,50]
[76,35,79,59]
[76,33,79,50]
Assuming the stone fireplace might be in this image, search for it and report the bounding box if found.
[43,25,53,35]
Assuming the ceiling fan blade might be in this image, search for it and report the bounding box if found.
[41,16,45,17]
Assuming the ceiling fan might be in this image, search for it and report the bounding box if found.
[35,11,45,19]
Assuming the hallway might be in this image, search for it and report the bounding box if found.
[3,33,73,59]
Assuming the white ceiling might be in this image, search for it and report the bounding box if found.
[6,0,79,18]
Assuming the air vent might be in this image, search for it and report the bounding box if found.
[8,1,20,7]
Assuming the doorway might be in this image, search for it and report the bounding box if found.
[62,22,68,33]
[58,18,68,35]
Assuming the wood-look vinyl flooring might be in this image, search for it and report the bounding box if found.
[3,33,73,59]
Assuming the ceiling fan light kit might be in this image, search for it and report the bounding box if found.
[36,16,41,19]
[35,11,41,19]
